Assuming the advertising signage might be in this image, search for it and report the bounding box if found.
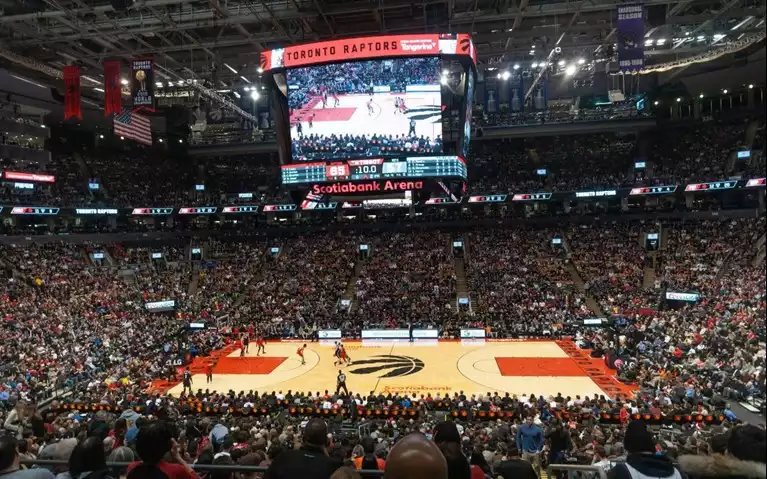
[260,33,476,71]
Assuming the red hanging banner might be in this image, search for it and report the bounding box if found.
[63,66,81,120]
[103,60,122,117]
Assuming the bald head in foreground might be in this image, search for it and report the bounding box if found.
[384,433,448,479]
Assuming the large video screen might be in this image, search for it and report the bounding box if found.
[286,57,443,162]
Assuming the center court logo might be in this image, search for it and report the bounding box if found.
[348,355,424,378]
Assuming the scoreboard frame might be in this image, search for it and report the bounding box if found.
[262,33,477,199]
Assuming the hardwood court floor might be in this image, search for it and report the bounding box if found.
[167,340,634,399]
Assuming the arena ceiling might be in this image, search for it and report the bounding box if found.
[0,0,764,93]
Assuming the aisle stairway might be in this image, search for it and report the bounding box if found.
[343,259,363,302]
[188,263,200,296]
[564,261,605,317]
[454,257,469,303]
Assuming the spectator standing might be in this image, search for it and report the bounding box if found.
[607,422,684,479]
[495,446,538,479]
[516,416,545,477]
[264,418,342,479]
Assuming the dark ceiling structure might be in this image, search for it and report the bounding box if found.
[0,0,764,114]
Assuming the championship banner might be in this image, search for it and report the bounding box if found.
[510,73,524,112]
[617,4,645,72]
[63,66,81,120]
[485,82,498,113]
[130,58,155,112]
[103,60,122,117]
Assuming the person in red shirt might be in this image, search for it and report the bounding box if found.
[127,422,197,479]
[256,335,266,356]
[297,344,307,365]
[205,361,214,383]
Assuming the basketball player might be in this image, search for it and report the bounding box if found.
[333,342,343,366]
[296,121,303,138]
[297,343,307,365]
[321,92,328,108]
[241,333,250,355]
[256,335,266,356]
[340,344,352,365]
[394,97,401,115]
[182,367,192,394]
[336,369,349,395]
[367,99,375,116]
[399,97,408,114]
[332,93,340,107]
[408,118,417,137]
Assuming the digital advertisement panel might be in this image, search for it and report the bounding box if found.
[287,57,444,162]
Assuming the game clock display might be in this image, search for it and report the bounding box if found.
[282,156,466,185]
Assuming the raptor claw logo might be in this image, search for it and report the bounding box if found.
[348,355,424,378]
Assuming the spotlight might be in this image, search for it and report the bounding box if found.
[723,89,728,94]
[577,58,586,64]
[120,78,128,85]
[558,60,566,66]
[159,138,163,143]
[532,62,538,68]
[513,64,520,70]
[120,136,124,140]
[250,91,260,101]
[179,139,183,143]
[676,97,681,102]
[99,134,104,139]
[565,64,577,76]
[699,94,704,98]
[501,71,511,80]
[654,101,659,105]
[657,39,666,45]
[749,84,754,89]
[440,76,448,85]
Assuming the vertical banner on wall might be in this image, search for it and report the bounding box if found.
[63,66,81,120]
[515,74,525,112]
[130,58,155,112]
[617,4,645,72]
[485,82,498,113]
[103,60,122,117]
[509,75,521,112]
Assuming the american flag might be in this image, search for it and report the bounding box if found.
[114,109,152,145]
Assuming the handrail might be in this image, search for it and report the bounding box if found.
[548,463,609,479]
[20,460,385,477]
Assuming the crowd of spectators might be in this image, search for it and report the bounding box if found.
[292,133,442,161]
[286,58,439,109]
[0,216,765,479]
[354,232,456,331]
[466,229,592,336]
[568,223,648,314]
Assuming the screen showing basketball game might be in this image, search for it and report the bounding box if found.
[286,57,443,162]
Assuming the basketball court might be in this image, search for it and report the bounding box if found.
[164,340,634,400]
[290,93,442,141]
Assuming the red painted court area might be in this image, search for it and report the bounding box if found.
[308,107,357,122]
[495,357,585,376]
[213,357,287,375]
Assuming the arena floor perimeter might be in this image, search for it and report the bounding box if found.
[162,340,635,399]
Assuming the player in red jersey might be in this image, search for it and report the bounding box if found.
[340,345,352,365]
[256,335,266,356]
[297,343,307,365]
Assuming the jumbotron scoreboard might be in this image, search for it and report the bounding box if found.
[261,33,476,201]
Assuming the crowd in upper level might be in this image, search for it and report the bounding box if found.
[0,116,763,210]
